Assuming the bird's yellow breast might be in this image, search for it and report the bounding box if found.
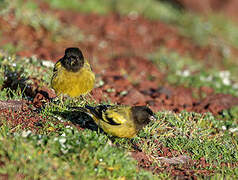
[51,61,95,97]
[93,107,137,138]
[100,122,137,138]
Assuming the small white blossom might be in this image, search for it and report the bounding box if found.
[59,138,66,144]
[229,127,238,133]
[219,71,230,79]
[61,148,68,154]
[22,130,32,138]
[222,78,231,86]
[176,70,190,77]
[41,60,54,68]
[222,126,227,130]
[200,75,213,82]
[37,139,43,145]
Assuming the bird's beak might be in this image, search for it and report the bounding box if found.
[149,115,156,121]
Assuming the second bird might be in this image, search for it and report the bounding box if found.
[51,47,95,97]
[77,105,155,138]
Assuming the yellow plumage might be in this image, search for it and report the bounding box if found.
[78,105,155,138]
[51,60,95,97]
[51,48,95,98]
[99,106,137,138]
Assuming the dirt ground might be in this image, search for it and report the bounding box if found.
[0,1,238,178]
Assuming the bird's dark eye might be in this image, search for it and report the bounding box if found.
[70,57,77,65]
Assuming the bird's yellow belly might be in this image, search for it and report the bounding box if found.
[52,68,95,97]
[99,122,137,138]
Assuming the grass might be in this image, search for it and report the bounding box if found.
[148,48,238,97]
[0,54,237,179]
[0,52,53,100]
[119,110,238,178]
[0,122,155,179]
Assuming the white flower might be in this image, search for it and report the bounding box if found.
[200,75,212,82]
[22,130,32,138]
[229,127,238,133]
[41,60,54,68]
[218,71,231,86]
[182,70,190,77]
[59,138,66,144]
[222,126,226,130]
[176,70,190,77]
[37,139,43,145]
[222,78,231,86]
[61,148,68,154]
[219,71,230,79]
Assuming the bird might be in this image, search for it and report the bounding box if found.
[51,47,95,98]
[75,105,156,138]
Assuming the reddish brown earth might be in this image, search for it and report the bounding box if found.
[1,11,238,114]
[0,3,238,179]
[132,141,238,179]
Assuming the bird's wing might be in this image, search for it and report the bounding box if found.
[53,59,62,72]
[84,105,129,126]
[101,106,130,125]
[51,59,62,87]
[84,60,93,70]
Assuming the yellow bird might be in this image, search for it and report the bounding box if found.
[51,47,95,98]
[77,105,155,138]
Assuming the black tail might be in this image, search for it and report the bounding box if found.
[85,105,111,120]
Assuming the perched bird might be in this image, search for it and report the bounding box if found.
[76,105,155,138]
[51,47,95,98]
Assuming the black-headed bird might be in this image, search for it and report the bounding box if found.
[51,47,95,98]
[77,105,155,138]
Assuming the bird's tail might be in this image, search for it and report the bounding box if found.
[70,106,94,118]
[84,105,111,120]
[70,105,109,120]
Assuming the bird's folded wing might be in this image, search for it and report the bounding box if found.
[102,109,127,125]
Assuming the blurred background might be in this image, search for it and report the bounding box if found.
[0,0,238,111]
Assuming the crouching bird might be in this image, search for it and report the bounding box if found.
[77,105,156,138]
[51,47,95,98]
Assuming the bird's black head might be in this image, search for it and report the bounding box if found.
[131,106,155,129]
[61,47,84,72]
